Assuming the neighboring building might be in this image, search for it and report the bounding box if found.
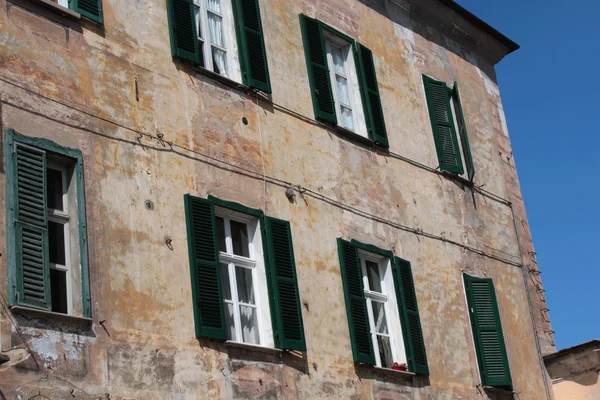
[0,0,555,399]
[544,340,600,400]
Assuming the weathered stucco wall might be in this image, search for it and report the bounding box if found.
[545,341,600,400]
[0,0,554,398]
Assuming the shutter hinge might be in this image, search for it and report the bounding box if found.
[314,89,320,96]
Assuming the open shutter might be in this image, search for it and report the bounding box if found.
[337,239,375,364]
[232,0,271,93]
[355,43,389,147]
[392,257,429,375]
[71,0,103,24]
[464,275,512,388]
[184,195,226,340]
[299,15,337,124]
[14,144,51,310]
[264,217,306,351]
[423,75,464,174]
[167,0,202,64]
[453,82,475,181]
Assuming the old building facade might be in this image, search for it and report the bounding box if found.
[0,0,556,399]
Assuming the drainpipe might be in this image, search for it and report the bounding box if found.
[509,203,552,400]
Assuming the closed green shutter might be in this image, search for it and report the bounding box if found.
[464,275,512,388]
[337,239,375,364]
[423,75,464,174]
[71,0,103,24]
[355,43,389,147]
[232,0,271,93]
[453,82,475,181]
[14,144,51,310]
[264,217,306,351]
[167,0,202,64]
[392,257,429,375]
[184,195,226,340]
[300,15,337,124]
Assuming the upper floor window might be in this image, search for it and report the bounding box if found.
[184,195,306,351]
[5,129,91,318]
[54,0,103,23]
[300,15,389,148]
[167,0,272,93]
[423,75,475,181]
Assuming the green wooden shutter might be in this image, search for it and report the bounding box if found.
[167,0,202,64]
[71,0,103,24]
[299,15,337,124]
[264,217,306,351]
[14,144,51,310]
[355,43,389,147]
[184,195,226,340]
[337,239,375,365]
[392,258,428,375]
[423,75,464,174]
[453,82,475,181]
[232,0,272,93]
[464,274,512,388]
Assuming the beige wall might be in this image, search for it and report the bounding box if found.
[552,374,600,400]
[0,0,553,398]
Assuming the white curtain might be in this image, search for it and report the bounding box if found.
[240,305,259,344]
[208,12,227,76]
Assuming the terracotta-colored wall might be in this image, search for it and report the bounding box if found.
[0,0,553,398]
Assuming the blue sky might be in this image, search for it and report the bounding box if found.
[455,0,598,350]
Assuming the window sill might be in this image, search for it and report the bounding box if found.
[440,170,475,187]
[371,366,416,379]
[321,123,388,151]
[11,306,92,327]
[193,67,258,97]
[483,386,514,395]
[225,340,282,356]
[28,0,81,20]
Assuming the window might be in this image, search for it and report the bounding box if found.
[53,0,103,23]
[423,75,475,180]
[464,274,512,389]
[300,15,389,147]
[184,195,306,351]
[337,239,429,375]
[5,129,91,318]
[167,0,272,93]
[57,0,69,7]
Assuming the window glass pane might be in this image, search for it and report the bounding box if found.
[240,305,259,344]
[230,220,249,257]
[340,106,354,131]
[220,263,232,300]
[207,0,221,13]
[208,13,224,47]
[224,302,236,341]
[331,45,345,75]
[216,217,226,253]
[377,335,394,368]
[371,301,388,334]
[194,6,202,39]
[48,221,66,265]
[335,75,350,106]
[212,47,228,77]
[366,260,382,293]
[50,268,68,314]
[235,266,255,304]
[57,0,68,7]
[46,168,64,211]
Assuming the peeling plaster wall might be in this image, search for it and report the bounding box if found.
[0,0,554,399]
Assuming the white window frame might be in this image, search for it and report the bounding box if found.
[193,0,242,83]
[215,207,274,348]
[449,94,469,178]
[358,250,407,368]
[323,31,368,138]
[46,161,73,315]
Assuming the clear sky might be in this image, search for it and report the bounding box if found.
[454,0,598,350]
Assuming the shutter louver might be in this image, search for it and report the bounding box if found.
[300,15,337,124]
[453,82,475,181]
[233,0,272,93]
[15,144,50,310]
[423,75,464,174]
[355,43,389,147]
[464,275,512,388]
[72,0,103,24]
[337,239,375,365]
[167,0,202,64]
[184,195,226,340]
[265,217,306,351]
[392,257,429,375]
